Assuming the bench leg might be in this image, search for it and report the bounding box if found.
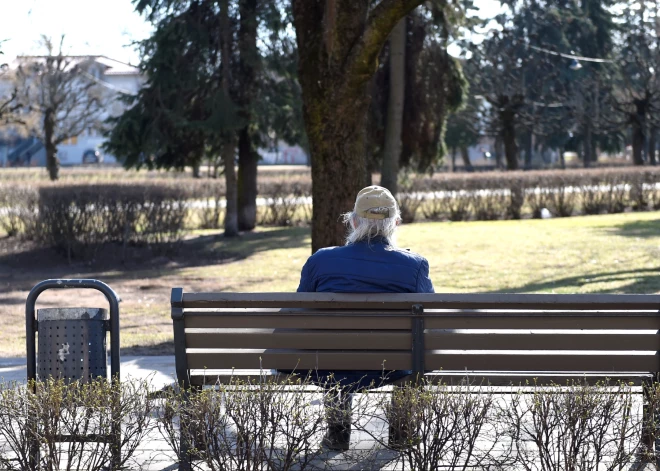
[322,387,352,451]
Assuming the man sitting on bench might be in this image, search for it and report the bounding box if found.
[296,185,434,450]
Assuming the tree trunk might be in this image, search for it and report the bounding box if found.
[380,18,406,194]
[460,146,472,171]
[649,127,657,166]
[494,137,503,169]
[292,0,424,252]
[632,119,645,166]
[237,0,259,231]
[44,108,59,181]
[237,128,258,230]
[501,109,518,170]
[523,132,533,168]
[223,142,239,236]
[221,0,238,237]
[192,163,201,178]
[451,147,457,172]
[583,121,593,168]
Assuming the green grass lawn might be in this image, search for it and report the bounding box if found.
[185,211,660,295]
[2,211,660,357]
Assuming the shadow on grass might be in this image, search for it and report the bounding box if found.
[0,226,310,289]
[605,217,660,239]
[488,267,660,294]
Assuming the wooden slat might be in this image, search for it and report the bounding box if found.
[185,312,660,330]
[185,315,410,330]
[187,350,411,370]
[424,316,660,330]
[425,332,660,351]
[187,350,660,372]
[181,292,660,310]
[185,330,660,351]
[185,308,660,317]
[186,329,410,350]
[425,354,660,372]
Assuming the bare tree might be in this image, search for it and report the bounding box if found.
[15,36,105,180]
[0,49,23,125]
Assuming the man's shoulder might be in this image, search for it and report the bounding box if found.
[307,245,343,262]
[387,246,429,264]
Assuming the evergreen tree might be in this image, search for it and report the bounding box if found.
[106,0,304,234]
[369,3,470,188]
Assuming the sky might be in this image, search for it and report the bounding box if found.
[0,0,153,65]
[0,0,503,66]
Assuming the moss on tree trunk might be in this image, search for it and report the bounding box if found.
[292,0,424,252]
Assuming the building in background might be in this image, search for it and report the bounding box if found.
[0,55,143,167]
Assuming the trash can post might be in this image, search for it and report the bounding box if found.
[25,279,121,385]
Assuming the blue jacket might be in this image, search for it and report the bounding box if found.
[297,238,434,293]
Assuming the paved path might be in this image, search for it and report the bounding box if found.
[0,355,178,390]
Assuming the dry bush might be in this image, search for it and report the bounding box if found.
[0,378,155,471]
[158,376,328,471]
[469,178,509,221]
[578,173,608,215]
[194,180,225,229]
[37,183,190,261]
[603,173,628,214]
[545,175,578,217]
[507,180,526,220]
[353,381,499,471]
[495,381,642,471]
[258,181,309,227]
[0,184,39,238]
[397,192,424,224]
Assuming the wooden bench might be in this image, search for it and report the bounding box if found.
[172,289,660,387]
[171,289,660,468]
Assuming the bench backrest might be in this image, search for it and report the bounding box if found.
[171,290,660,386]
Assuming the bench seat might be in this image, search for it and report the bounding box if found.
[171,290,660,388]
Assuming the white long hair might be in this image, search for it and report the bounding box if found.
[342,206,401,246]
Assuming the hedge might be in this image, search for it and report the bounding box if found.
[2,167,660,260]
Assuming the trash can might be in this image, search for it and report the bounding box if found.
[37,307,108,382]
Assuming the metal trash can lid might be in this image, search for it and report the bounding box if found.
[37,308,107,321]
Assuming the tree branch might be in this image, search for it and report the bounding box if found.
[345,0,424,89]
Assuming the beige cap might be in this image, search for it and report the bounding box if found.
[355,185,397,219]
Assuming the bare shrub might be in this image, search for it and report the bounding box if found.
[398,192,424,223]
[195,180,225,229]
[0,184,39,238]
[0,378,156,471]
[495,381,642,471]
[629,172,649,211]
[579,173,607,215]
[470,179,508,221]
[258,182,307,227]
[507,180,525,220]
[546,175,578,217]
[421,192,446,221]
[37,183,190,260]
[158,376,328,470]
[603,173,628,214]
[353,381,499,471]
[140,184,190,245]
